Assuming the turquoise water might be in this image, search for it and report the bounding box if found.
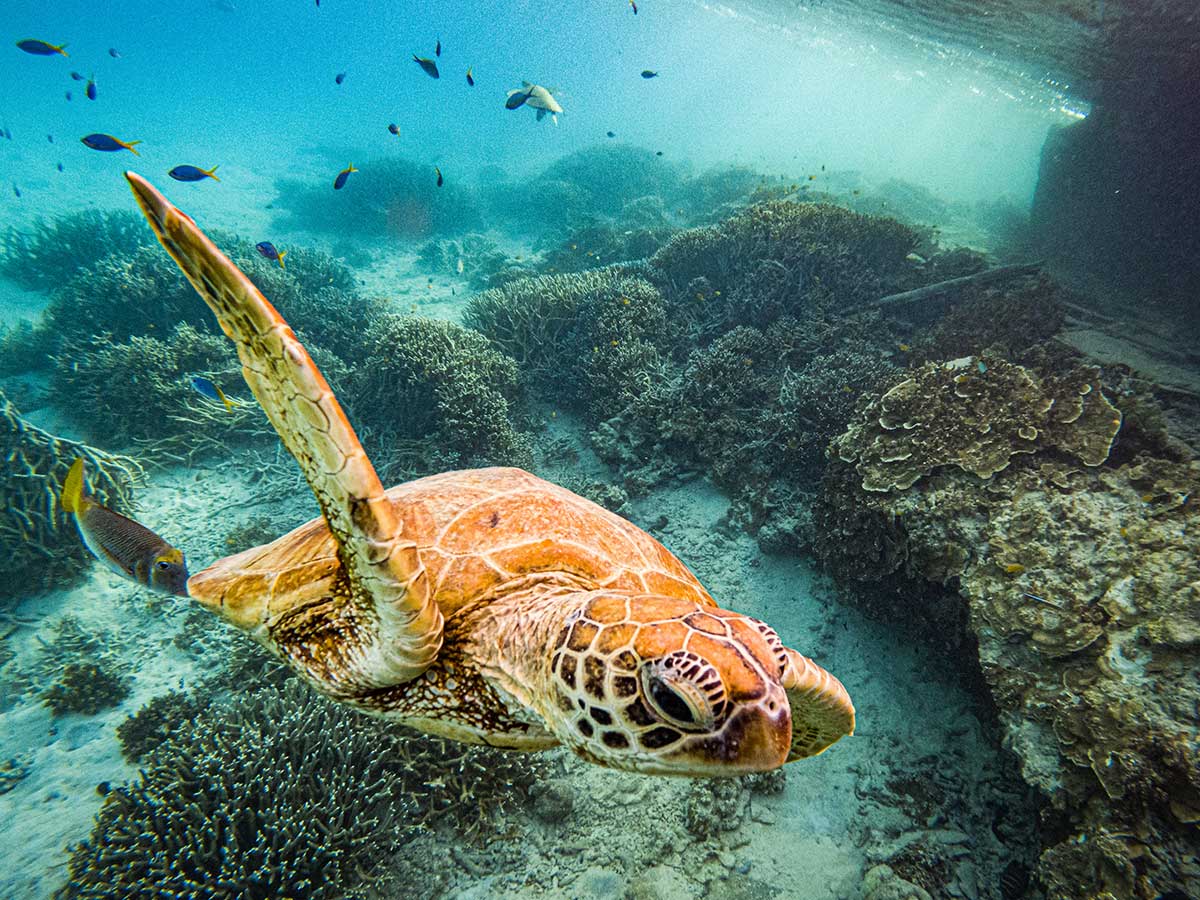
[1,2,1198,899]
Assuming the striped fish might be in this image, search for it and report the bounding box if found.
[61,459,189,595]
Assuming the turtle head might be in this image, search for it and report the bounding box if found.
[546,594,853,776]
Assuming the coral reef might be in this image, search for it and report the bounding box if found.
[649,200,920,340]
[272,157,483,241]
[60,678,553,898]
[0,209,151,292]
[814,364,1200,899]
[58,681,417,900]
[116,691,209,762]
[349,315,531,469]
[832,355,1122,492]
[539,223,675,275]
[0,391,141,595]
[41,661,130,716]
[414,233,510,289]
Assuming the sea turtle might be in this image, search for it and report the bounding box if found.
[121,172,854,775]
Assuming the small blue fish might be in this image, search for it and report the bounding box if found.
[108,47,121,59]
[65,90,72,101]
[13,183,21,198]
[335,71,346,85]
[169,164,220,182]
[62,459,188,595]
[387,123,400,136]
[435,38,441,57]
[70,71,85,81]
[47,134,54,143]
[16,39,68,57]
[190,376,234,412]
[57,162,64,172]
[86,78,97,100]
[435,166,443,187]
[81,133,140,154]
[255,241,287,269]
[333,163,357,190]
[466,67,474,87]
[641,70,658,78]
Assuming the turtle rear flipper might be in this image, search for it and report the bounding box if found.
[781,648,855,760]
[125,171,443,688]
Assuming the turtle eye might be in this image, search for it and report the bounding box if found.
[641,651,725,732]
[155,560,172,571]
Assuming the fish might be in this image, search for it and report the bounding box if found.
[47,134,54,143]
[65,91,72,101]
[630,0,638,12]
[70,71,85,81]
[169,164,220,182]
[413,55,439,78]
[86,78,97,100]
[190,375,234,412]
[388,123,400,135]
[57,162,64,172]
[606,131,616,138]
[655,150,664,156]
[333,163,357,190]
[435,38,441,57]
[81,133,140,154]
[61,458,189,595]
[456,257,464,275]
[641,70,658,78]
[335,71,346,85]
[466,67,474,87]
[16,39,68,57]
[108,48,121,59]
[255,240,287,269]
[12,183,21,198]
[506,82,563,124]
[435,166,443,187]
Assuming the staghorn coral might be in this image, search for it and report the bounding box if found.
[58,680,418,900]
[272,156,483,241]
[649,200,920,340]
[0,391,141,595]
[815,372,1200,898]
[0,209,151,292]
[414,233,510,289]
[49,323,254,448]
[539,223,675,275]
[115,691,209,762]
[833,355,1122,492]
[350,315,531,469]
[41,661,130,716]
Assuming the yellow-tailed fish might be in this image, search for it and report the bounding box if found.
[61,459,189,595]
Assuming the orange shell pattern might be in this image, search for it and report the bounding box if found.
[192,467,715,619]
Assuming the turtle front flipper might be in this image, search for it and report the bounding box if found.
[124,172,443,688]
[781,647,855,760]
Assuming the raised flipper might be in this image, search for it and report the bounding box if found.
[125,171,443,687]
[781,647,855,760]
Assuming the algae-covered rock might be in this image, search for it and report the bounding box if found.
[833,356,1122,492]
[816,364,1200,899]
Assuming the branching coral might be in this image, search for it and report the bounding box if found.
[41,661,130,716]
[0,391,141,595]
[349,315,531,469]
[116,691,209,762]
[649,200,920,339]
[414,233,510,289]
[272,157,483,240]
[58,681,418,900]
[0,209,151,292]
[539,223,675,275]
[833,356,1122,492]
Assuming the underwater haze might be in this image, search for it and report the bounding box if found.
[2,1,1199,900]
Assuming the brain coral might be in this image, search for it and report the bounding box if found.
[834,356,1122,492]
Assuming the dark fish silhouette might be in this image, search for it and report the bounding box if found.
[86,78,97,100]
[335,71,346,84]
[413,55,439,78]
[435,38,441,57]
[435,166,443,187]
[641,70,658,78]
[466,67,474,87]
[388,123,400,135]
[108,48,121,59]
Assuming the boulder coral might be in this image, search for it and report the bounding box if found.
[814,361,1200,900]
